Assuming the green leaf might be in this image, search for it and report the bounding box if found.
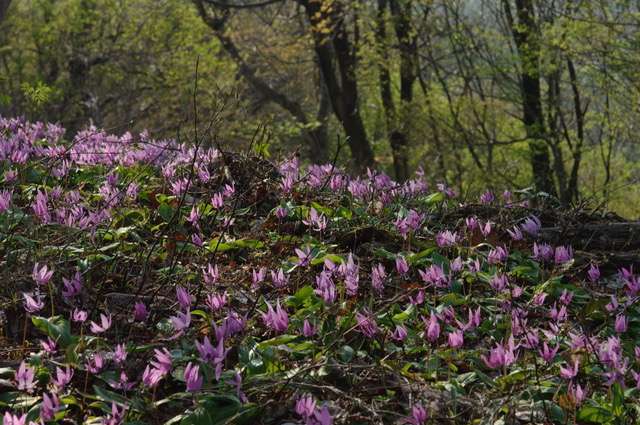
[180,395,257,425]
[392,304,415,322]
[207,238,264,253]
[256,334,298,350]
[419,192,444,205]
[576,405,613,424]
[31,316,76,348]
[339,345,354,363]
[611,382,625,417]
[158,203,174,222]
[290,285,314,305]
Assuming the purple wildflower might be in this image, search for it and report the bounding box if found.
[23,292,44,314]
[261,301,289,333]
[355,310,378,338]
[133,302,149,322]
[184,362,203,392]
[371,263,386,293]
[32,263,54,286]
[90,313,112,334]
[588,264,600,282]
[554,246,573,264]
[520,215,542,237]
[15,361,36,392]
[425,312,440,343]
[395,256,409,276]
[40,392,60,422]
[62,271,82,300]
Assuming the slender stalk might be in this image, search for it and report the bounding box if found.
[48,283,55,316]
[22,314,29,347]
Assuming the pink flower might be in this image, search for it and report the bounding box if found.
[465,216,478,231]
[204,263,219,286]
[133,302,149,322]
[142,366,163,388]
[409,289,424,305]
[303,207,327,232]
[113,343,127,364]
[481,337,518,370]
[448,329,464,348]
[271,268,289,288]
[302,320,316,337]
[488,246,508,264]
[436,230,458,247]
[176,286,193,310]
[507,226,523,241]
[520,215,541,237]
[532,292,547,306]
[568,383,586,406]
[480,221,492,237]
[103,402,127,425]
[560,359,579,380]
[52,366,73,389]
[538,342,559,363]
[261,300,289,333]
[41,337,56,354]
[72,308,88,323]
[252,267,266,289]
[206,293,227,312]
[395,256,409,276]
[313,405,333,425]
[448,258,462,274]
[191,233,204,247]
[90,313,112,334]
[151,348,172,375]
[615,314,628,333]
[588,264,601,282]
[22,292,44,314]
[15,361,35,392]
[2,412,27,425]
[532,243,554,262]
[409,403,428,425]
[425,312,440,343]
[295,394,316,418]
[40,392,60,422]
[184,362,202,392]
[389,324,407,342]
[0,189,12,213]
[86,353,104,374]
[275,206,288,219]
[32,263,54,286]
[490,273,508,293]
[559,289,574,305]
[170,310,191,334]
[211,192,224,209]
[295,246,313,267]
[480,190,494,204]
[62,271,83,300]
[554,246,573,265]
[457,307,481,331]
[196,336,228,379]
[355,310,378,338]
[371,263,386,293]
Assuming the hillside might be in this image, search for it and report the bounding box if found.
[1,116,640,424]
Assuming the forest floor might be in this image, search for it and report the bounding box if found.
[1,116,640,424]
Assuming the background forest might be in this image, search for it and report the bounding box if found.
[1,0,639,217]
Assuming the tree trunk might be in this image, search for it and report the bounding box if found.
[0,0,11,23]
[193,0,328,160]
[391,0,417,181]
[300,0,375,171]
[503,0,556,195]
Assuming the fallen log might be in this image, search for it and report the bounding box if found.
[539,222,640,251]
